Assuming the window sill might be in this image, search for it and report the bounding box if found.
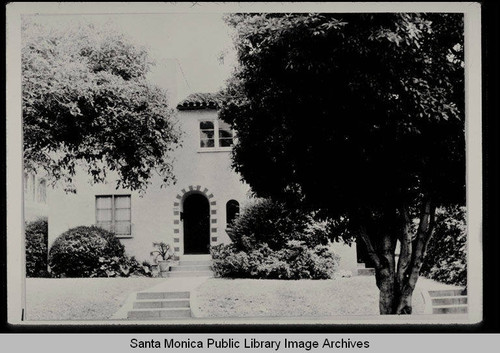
[116,235,133,239]
[197,147,232,153]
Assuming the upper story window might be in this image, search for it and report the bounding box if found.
[96,195,132,237]
[199,119,234,149]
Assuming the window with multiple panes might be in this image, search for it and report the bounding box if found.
[96,195,131,236]
[218,120,234,147]
[200,121,215,148]
[199,120,234,149]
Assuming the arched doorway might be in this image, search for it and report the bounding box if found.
[183,193,210,254]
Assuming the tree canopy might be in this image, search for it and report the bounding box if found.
[220,13,465,314]
[22,20,181,192]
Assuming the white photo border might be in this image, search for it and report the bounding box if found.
[6,1,482,326]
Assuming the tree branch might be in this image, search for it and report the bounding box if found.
[357,224,382,270]
[396,205,413,291]
[407,199,436,289]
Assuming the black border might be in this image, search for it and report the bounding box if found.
[2,0,499,334]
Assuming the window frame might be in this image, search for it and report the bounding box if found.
[198,118,235,152]
[226,199,240,226]
[95,194,132,238]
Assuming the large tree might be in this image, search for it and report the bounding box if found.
[22,20,181,192]
[220,13,465,314]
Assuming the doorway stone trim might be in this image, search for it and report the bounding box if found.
[172,185,218,254]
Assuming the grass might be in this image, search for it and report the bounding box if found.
[192,277,426,318]
[25,276,426,321]
[25,277,165,321]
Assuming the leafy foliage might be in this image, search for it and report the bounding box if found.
[421,206,467,286]
[229,198,332,251]
[221,13,464,213]
[90,255,151,278]
[150,242,174,262]
[25,218,49,277]
[220,13,465,313]
[22,19,181,192]
[48,226,127,277]
[211,242,339,279]
[211,199,339,279]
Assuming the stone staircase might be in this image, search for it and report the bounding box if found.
[128,291,192,319]
[125,255,213,319]
[165,254,213,278]
[428,288,468,314]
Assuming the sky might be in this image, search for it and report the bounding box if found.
[27,13,238,104]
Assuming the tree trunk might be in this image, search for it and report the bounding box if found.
[357,200,436,315]
[376,278,414,314]
[376,267,396,314]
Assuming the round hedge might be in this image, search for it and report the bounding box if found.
[229,198,327,251]
[48,226,125,277]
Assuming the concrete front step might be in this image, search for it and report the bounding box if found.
[428,289,465,297]
[178,254,212,261]
[136,291,190,300]
[432,304,468,314]
[431,296,468,306]
[357,268,375,276]
[133,299,190,309]
[178,260,212,266]
[165,271,213,278]
[127,308,191,319]
[171,265,212,271]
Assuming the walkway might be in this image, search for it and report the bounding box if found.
[111,276,211,320]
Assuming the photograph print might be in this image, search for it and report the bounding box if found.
[9,2,481,325]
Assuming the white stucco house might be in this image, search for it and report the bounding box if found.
[24,171,48,222]
[45,93,359,273]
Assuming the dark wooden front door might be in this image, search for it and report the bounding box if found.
[183,194,210,254]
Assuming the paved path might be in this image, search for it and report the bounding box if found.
[111,277,211,320]
[415,277,466,314]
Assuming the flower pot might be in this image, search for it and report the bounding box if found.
[158,260,170,273]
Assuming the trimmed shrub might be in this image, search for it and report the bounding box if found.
[212,199,340,279]
[211,242,339,280]
[25,218,49,277]
[48,226,127,277]
[421,206,467,286]
[229,198,330,251]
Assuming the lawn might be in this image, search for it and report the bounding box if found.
[191,277,426,317]
[25,276,426,321]
[25,277,165,321]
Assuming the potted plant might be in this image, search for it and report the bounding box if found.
[150,242,174,275]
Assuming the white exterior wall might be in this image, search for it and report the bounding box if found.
[48,108,251,262]
[331,240,358,275]
[47,107,358,272]
[24,172,48,222]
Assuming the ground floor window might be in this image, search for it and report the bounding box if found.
[226,199,240,226]
[95,195,131,236]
